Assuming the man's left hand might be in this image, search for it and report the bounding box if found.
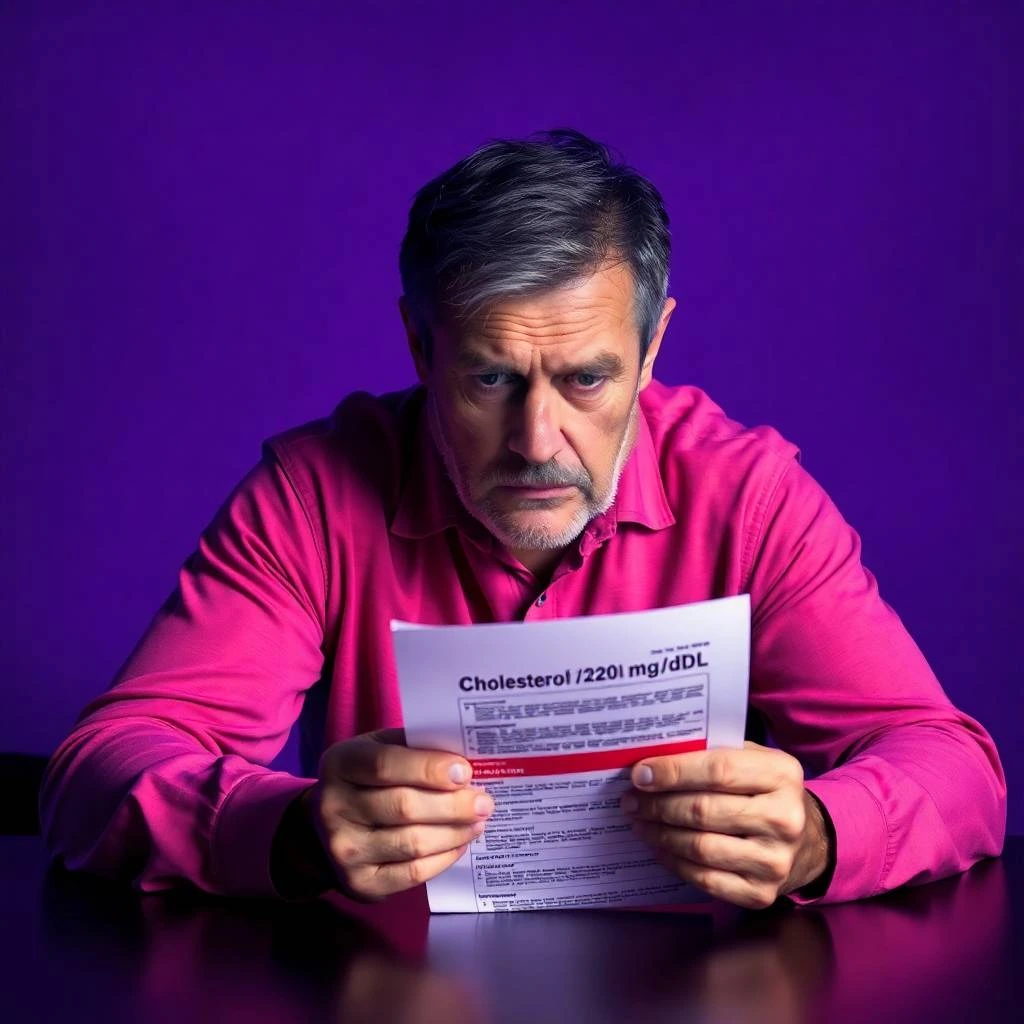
[622,742,830,909]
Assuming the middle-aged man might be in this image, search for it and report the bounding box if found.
[41,129,1005,909]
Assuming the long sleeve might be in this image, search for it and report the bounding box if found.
[40,443,327,896]
[746,457,1006,903]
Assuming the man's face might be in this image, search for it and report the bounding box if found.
[406,262,672,569]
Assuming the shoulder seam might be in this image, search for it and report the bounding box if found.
[265,439,329,626]
[740,453,796,593]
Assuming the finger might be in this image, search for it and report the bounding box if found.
[335,784,494,828]
[358,821,487,866]
[654,851,781,910]
[324,731,473,791]
[632,747,802,795]
[634,823,792,885]
[625,791,754,834]
[350,845,472,899]
[624,790,804,841]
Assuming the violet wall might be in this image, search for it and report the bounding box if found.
[3,2,1020,829]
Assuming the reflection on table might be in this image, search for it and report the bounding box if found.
[8,838,1016,1024]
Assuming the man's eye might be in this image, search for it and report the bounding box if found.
[568,373,606,391]
[474,372,514,389]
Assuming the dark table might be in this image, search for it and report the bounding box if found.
[2,836,1020,1023]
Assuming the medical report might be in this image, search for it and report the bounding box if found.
[392,595,750,912]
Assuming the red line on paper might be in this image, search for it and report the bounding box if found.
[468,738,707,779]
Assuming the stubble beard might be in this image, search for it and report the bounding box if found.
[427,392,640,553]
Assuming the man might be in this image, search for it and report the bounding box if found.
[41,130,1005,909]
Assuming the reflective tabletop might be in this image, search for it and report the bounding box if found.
[2,836,1019,1023]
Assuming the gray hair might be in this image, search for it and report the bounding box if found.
[399,129,671,363]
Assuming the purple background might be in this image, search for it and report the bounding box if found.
[3,3,1020,830]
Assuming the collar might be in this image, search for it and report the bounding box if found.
[390,390,676,540]
[607,408,676,531]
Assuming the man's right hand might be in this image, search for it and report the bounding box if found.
[309,728,494,900]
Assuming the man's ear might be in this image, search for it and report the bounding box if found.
[399,296,430,383]
[638,296,676,391]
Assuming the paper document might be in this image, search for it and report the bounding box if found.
[392,595,750,913]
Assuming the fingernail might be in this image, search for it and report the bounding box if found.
[474,794,492,817]
[620,793,639,814]
[635,765,654,786]
[449,762,470,784]
[471,820,486,836]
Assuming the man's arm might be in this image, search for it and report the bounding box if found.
[40,445,326,896]
[747,456,1005,902]
[626,455,1003,907]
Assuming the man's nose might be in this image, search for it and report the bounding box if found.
[508,385,563,465]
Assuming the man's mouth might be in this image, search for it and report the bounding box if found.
[497,484,577,500]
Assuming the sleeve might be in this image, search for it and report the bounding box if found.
[39,442,327,897]
[745,457,1006,904]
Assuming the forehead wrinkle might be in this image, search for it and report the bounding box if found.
[475,309,613,344]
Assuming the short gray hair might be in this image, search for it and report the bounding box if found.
[399,129,671,363]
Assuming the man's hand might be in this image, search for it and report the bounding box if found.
[310,728,493,900]
[621,742,831,909]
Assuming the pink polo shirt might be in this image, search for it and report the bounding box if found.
[40,381,1006,903]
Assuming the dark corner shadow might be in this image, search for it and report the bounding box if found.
[0,752,49,835]
[38,862,413,1021]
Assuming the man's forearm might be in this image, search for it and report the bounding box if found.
[41,718,317,896]
[801,722,1005,903]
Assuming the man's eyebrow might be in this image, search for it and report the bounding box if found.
[577,353,627,377]
[454,350,515,371]
[453,351,628,376]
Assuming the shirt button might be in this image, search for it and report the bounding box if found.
[535,592,548,607]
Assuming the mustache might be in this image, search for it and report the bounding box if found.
[486,462,593,490]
